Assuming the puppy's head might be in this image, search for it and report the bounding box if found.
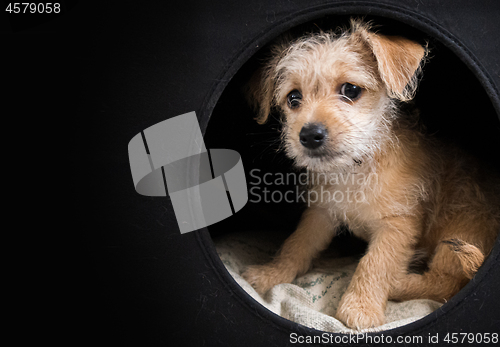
[247,20,426,172]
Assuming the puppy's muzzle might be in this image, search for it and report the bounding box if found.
[299,123,327,150]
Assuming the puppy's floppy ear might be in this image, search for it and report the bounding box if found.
[244,67,274,124]
[245,39,290,124]
[352,20,427,101]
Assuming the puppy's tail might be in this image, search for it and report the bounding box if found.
[442,239,485,279]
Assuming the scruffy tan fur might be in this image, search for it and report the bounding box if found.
[242,19,500,330]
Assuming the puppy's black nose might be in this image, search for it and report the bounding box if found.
[299,123,327,149]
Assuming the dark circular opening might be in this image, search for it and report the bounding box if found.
[204,14,500,333]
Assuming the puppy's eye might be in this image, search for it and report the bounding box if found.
[340,83,362,101]
[287,90,302,109]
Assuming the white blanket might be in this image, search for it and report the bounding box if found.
[215,230,442,333]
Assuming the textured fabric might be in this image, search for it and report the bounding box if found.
[216,230,442,333]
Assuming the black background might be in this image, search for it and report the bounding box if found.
[3,1,499,346]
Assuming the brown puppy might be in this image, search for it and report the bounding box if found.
[242,19,500,330]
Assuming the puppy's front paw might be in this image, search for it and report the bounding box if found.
[242,264,295,295]
[335,292,385,330]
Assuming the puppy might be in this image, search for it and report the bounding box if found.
[242,19,500,330]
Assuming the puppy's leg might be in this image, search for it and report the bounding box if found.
[242,206,337,295]
[389,239,484,302]
[336,216,419,329]
[389,207,497,302]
